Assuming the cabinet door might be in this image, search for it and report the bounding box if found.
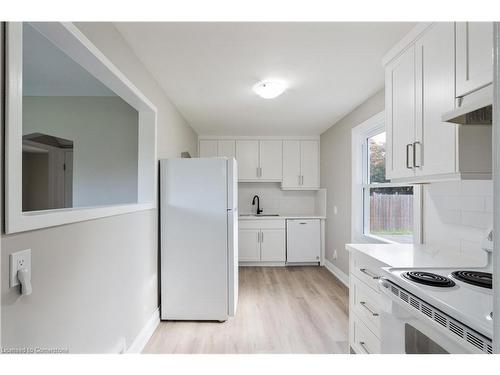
[286,220,320,263]
[259,140,283,180]
[300,140,319,189]
[199,140,218,157]
[415,23,457,177]
[385,45,416,180]
[456,22,493,97]
[218,140,236,158]
[282,140,301,188]
[236,140,259,180]
[238,229,261,261]
[260,229,285,262]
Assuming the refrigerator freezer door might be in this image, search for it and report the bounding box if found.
[227,158,238,211]
[227,209,238,316]
[160,158,228,320]
[226,157,238,316]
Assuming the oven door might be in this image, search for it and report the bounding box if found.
[379,297,478,354]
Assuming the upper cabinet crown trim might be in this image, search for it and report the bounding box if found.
[382,23,433,67]
[198,135,320,140]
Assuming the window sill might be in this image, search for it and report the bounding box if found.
[8,202,155,234]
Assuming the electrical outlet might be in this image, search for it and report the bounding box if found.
[332,249,338,259]
[10,249,31,288]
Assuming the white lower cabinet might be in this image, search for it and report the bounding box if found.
[349,251,391,354]
[239,229,261,262]
[260,229,286,262]
[350,314,381,355]
[238,220,285,264]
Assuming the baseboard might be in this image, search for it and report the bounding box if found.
[324,259,349,288]
[126,307,160,354]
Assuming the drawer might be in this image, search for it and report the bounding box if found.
[350,313,381,354]
[350,252,386,292]
[238,219,285,229]
[350,276,386,337]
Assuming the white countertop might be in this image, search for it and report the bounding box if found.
[345,243,487,268]
[239,215,326,220]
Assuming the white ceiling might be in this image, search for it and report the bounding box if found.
[115,22,415,136]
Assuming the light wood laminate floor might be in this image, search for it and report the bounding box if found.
[143,266,349,354]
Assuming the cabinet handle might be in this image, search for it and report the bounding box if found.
[299,222,307,225]
[301,175,304,185]
[359,268,380,280]
[413,141,421,168]
[406,143,413,169]
[298,175,301,185]
[260,167,263,177]
[360,301,379,317]
[261,232,264,242]
[257,232,261,243]
[359,341,370,354]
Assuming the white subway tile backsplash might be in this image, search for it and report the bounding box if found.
[424,180,492,261]
[461,211,491,229]
[485,196,494,213]
[460,180,493,196]
[238,182,320,216]
[460,196,486,212]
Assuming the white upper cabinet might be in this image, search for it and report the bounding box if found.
[217,140,236,158]
[259,140,283,181]
[456,22,493,97]
[200,137,319,187]
[282,140,302,187]
[282,140,320,190]
[384,22,492,182]
[199,140,218,157]
[236,140,260,180]
[198,139,236,158]
[385,45,416,180]
[414,23,456,177]
[300,141,320,189]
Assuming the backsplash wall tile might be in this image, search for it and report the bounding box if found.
[424,180,493,262]
[238,182,317,216]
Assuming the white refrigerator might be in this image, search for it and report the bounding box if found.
[160,157,238,321]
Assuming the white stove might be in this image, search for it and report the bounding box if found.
[378,266,493,354]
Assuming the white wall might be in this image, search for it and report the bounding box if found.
[238,183,318,216]
[1,22,198,353]
[23,96,139,207]
[320,90,385,274]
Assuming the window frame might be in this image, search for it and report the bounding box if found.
[5,22,158,233]
[351,111,422,244]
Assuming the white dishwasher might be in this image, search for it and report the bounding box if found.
[286,219,320,264]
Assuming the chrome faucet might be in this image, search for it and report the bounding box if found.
[252,195,263,215]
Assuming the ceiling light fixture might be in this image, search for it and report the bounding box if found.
[252,80,287,99]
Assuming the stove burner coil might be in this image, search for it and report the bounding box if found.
[402,271,456,287]
[451,270,492,289]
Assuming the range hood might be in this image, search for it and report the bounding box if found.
[442,88,492,125]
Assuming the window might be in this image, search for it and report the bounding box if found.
[352,112,420,244]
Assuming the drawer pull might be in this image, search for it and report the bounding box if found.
[360,301,379,317]
[359,268,380,280]
[359,341,370,354]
